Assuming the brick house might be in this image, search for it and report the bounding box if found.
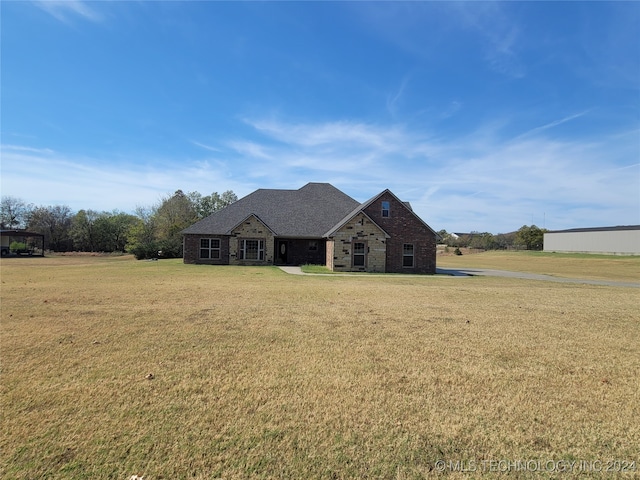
[182,183,437,274]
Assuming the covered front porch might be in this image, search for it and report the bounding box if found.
[273,238,326,266]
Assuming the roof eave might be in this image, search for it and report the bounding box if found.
[227,213,278,236]
[324,209,391,238]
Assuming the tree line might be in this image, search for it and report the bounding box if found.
[2,190,547,258]
[437,225,547,251]
[0,190,237,259]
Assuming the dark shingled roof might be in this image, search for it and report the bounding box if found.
[182,183,360,237]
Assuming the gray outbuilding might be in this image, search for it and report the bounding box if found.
[543,225,640,255]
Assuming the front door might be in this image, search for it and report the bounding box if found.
[277,240,288,264]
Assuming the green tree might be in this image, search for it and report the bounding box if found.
[218,190,238,209]
[70,210,101,251]
[98,212,138,252]
[127,188,237,259]
[494,232,516,250]
[515,225,546,250]
[436,229,454,245]
[155,190,198,257]
[189,190,238,219]
[469,232,496,250]
[126,206,159,260]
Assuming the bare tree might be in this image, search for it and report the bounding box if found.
[1,196,32,229]
[27,205,73,251]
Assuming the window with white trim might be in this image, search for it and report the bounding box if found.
[353,241,366,267]
[239,239,265,260]
[200,238,220,259]
[403,243,414,267]
[381,201,390,218]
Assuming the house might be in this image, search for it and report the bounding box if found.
[543,225,640,255]
[182,183,437,273]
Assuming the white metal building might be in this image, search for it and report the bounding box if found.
[543,225,640,255]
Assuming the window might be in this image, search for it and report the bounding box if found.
[353,241,366,267]
[200,238,220,259]
[403,244,414,267]
[381,201,390,218]
[239,239,264,260]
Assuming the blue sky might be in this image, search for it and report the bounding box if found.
[1,1,638,233]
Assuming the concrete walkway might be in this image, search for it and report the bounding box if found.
[277,266,361,277]
[279,266,640,287]
[278,266,309,275]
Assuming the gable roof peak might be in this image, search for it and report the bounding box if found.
[359,188,435,235]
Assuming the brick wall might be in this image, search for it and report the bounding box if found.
[362,193,436,274]
[326,239,335,270]
[183,235,230,265]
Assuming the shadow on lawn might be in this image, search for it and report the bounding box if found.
[435,267,474,277]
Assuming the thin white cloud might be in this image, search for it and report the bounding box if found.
[441,101,462,119]
[387,75,411,118]
[1,144,55,155]
[413,136,639,231]
[235,117,638,232]
[226,140,273,160]
[191,140,222,153]
[247,118,407,151]
[0,145,248,212]
[484,25,524,78]
[350,2,526,78]
[449,2,525,78]
[2,115,637,233]
[34,0,102,23]
[515,110,592,140]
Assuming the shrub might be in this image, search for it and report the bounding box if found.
[454,247,462,256]
[128,242,161,260]
[10,241,28,253]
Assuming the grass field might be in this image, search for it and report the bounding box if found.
[1,254,639,479]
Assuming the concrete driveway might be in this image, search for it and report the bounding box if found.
[435,267,640,288]
[279,266,639,287]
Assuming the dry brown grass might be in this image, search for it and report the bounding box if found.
[1,256,638,479]
[437,250,640,282]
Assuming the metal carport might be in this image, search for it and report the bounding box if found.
[0,230,45,257]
